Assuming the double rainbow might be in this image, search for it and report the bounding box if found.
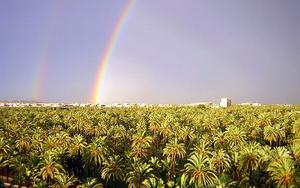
[91,0,135,104]
[32,1,135,103]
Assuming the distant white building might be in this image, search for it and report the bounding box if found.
[220,98,231,107]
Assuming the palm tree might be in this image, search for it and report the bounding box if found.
[69,113,88,134]
[163,138,186,180]
[269,147,292,165]
[108,125,127,152]
[246,123,263,141]
[159,121,172,143]
[85,136,108,167]
[275,124,286,146]
[224,125,246,149]
[31,129,47,154]
[257,113,272,127]
[78,177,103,188]
[0,137,11,155]
[10,156,34,187]
[149,116,160,134]
[228,151,241,182]
[191,140,211,157]
[210,149,231,175]
[267,158,299,187]
[202,115,219,133]
[183,153,217,187]
[94,124,108,137]
[16,130,31,153]
[0,155,10,183]
[83,124,96,137]
[214,174,237,188]
[54,131,72,149]
[149,117,161,148]
[36,155,65,183]
[69,134,87,156]
[263,124,285,147]
[126,160,154,188]
[177,126,195,145]
[143,176,165,188]
[0,138,11,181]
[213,132,226,149]
[135,132,151,147]
[290,143,300,166]
[258,145,272,170]
[101,155,125,185]
[238,142,262,186]
[131,132,152,158]
[148,157,163,175]
[292,119,300,138]
[52,173,77,188]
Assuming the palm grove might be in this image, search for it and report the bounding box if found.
[0,105,300,187]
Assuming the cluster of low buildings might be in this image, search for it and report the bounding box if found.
[185,98,262,108]
[219,98,263,107]
[0,98,264,108]
[240,102,262,106]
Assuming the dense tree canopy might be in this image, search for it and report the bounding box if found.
[0,105,299,187]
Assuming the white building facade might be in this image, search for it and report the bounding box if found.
[220,98,231,107]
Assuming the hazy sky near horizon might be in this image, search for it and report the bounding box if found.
[1,0,300,104]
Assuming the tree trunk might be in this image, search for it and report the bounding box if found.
[6,165,9,182]
[249,168,253,186]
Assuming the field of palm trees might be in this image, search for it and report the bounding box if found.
[0,105,299,187]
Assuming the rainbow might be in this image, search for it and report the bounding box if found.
[32,2,62,101]
[32,61,48,101]
[91,0,135,104]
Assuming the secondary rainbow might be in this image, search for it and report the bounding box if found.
[91,0,135,104]
[32,60,48,101]
[32,2,62,101]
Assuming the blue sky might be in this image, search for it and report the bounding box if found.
[1,0,300,104]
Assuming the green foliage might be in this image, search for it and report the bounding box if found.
[0,105,299,187]
[184,153,217,187]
